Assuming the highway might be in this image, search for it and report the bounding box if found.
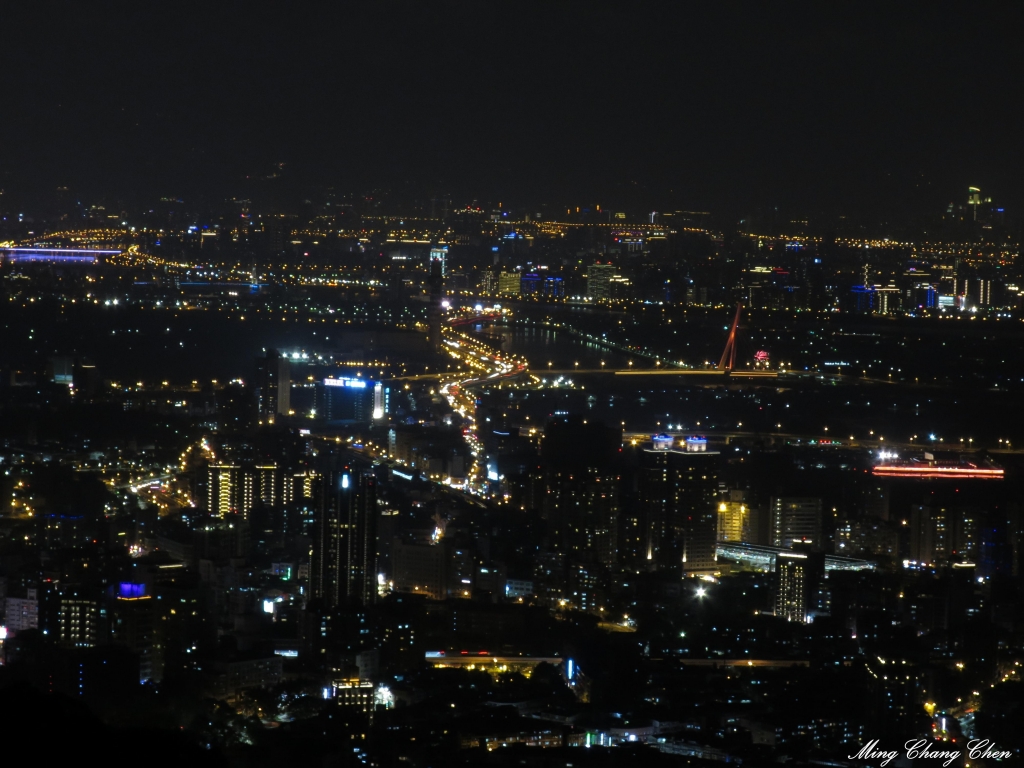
[364,321,531,496]
[539,368,777,378]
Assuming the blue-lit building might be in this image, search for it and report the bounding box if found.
[849,283,905,314]
[315,378,387,424]
[429,246,448,277]
[113,582,154,682]
[684,436,708,452]
[543,276,565,299]
[851,285,875,312]
[520,273,564,299]
[520,273,543,296]
[651,433,674,450]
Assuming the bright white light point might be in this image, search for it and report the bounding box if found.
[696,587,706,598]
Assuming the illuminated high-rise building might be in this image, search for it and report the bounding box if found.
[540,418,622,566]
[976,278,992,308]
[333,678,376,712]
[311,463,379,608]
[479,269,499,295]
[249,464,279,508]
[207,463,304,520]
[282,470,317,507]
[775,551,810,623]
[5,588,39,635]
[909,504,951,565]
[207,464,242,517]
[497,270,520,296]
[372,381,385,421]
[967,186,991,221]
[314,378,386,423]
[775,548,826,624]
[639,440,720,575]
[874,285,900,314]
[113,583,155,682]
[429,246,448,278]
[520,272,542,297]
[717,493,750,543]
[586,262,616,300]
[770,497,822,550]
[58,587,99,648]
[427,249,445,353]
[543,468,620,565]
[255,349,291,422]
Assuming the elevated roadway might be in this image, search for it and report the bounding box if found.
[539,368,777,378]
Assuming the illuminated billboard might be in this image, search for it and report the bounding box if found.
[323,377,367,388]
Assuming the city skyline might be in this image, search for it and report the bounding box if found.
[1,4,1022,766]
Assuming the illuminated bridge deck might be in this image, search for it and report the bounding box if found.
[675,659,852,668]
[1,246,122,262]
[538,368,778,378]
[425,652,565,677]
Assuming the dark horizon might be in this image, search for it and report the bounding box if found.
[2,2,1022,219]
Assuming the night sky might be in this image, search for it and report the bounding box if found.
[2,2,1022,216]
